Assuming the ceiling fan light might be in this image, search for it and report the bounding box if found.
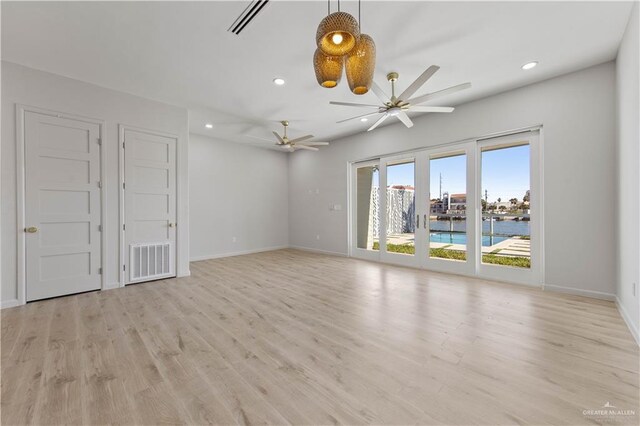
[345,34,376,95]
[316,12,360,56]
[313,48,343,88]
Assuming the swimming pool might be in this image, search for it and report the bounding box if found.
[430,232,508,246]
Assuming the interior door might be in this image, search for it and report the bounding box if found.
[123,128,177,284]
[379,154,424,267]
[25,111,102,301]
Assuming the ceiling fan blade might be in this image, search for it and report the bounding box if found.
[396,111,414,128]
[367,113,389,131]
[287,135,314,144]
[398,65,440,101]
[408,106,454,113]
[272,131,285,145]
[294,145,319,151]
[300,142,329,146]
[407,82,471,106]
[330,101,381,108]
[370,81,390,104]
[337,111,382,123]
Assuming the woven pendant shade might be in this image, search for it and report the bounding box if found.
[313,48,343,88]
[345,34,376,95]
[316,11,360,56]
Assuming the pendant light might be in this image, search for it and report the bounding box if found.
[346,34,376,95]
[316,0,360,56]
[345,0,376,95]
[313,48,343,88]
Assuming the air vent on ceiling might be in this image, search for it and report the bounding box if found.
[228,0,270,35]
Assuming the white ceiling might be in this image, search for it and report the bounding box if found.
[2,1,633,148]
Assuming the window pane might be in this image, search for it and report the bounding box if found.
[429,153,467,262]
[355,165,378,250]
[481,143,530,268]
[385,161,415,255]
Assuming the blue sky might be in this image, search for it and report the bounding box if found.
[384,145,530,202]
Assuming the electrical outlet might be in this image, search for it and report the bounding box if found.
[316,234,320,240]
[232,236,237,243]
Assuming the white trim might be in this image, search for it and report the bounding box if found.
[544,283,616,301]
[351,125,542,164]
[288,246,348,258]
[616,297,640,346]
[190,245,290,262]
[15,104,106,305]
[1,299,21,310]
[119,124,179,286]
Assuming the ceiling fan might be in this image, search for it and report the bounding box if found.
[331,65,471,131]
[247,121,329,152]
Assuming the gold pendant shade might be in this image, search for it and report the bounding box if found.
[313,48,343,88]
[345,34,376,95]
[316,12,360,56]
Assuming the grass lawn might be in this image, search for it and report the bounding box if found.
[372,242,531,268]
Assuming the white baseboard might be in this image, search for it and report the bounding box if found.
[190,245,289,262]
[288,245,348,257]
[544,283,616,301]
[616,296,640,346]
[177,270,191,278]
[1,299,21,309]
[103,282,121,290]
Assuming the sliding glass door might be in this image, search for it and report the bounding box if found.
[351,160,380,261]
[423,143,477,276]
[477,132,541,285]
[378,155,423,267]
[350,130,541,286]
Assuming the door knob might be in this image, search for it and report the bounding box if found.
[168,222,176,228]
[25,226,38,233]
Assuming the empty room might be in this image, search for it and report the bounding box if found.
[1,1,639,425]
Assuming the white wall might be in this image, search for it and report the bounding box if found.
[189,134,289,260]
[1,61,190,307]
[616,3,639,343]
[289,62,617,299]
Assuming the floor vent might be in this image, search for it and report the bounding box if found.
[130,242,171,282]
[228,0,270,35]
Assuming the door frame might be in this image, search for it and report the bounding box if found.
[347,125,544,288]
[15,104,106,306]
[118,124,179,286]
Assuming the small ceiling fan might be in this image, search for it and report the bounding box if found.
[247,121,329,152]
[331,65,471,131]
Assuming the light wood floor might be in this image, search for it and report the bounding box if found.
[2,249,638,425]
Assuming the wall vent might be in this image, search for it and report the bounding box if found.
[129,242,172,282]
[228,0,270,35]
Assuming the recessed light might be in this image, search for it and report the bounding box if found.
[205,123,213,129]
[360,117,369,122]
[521,61,538,70]
[273,78,285,86]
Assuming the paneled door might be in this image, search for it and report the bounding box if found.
[123,128,177,284]
[25,111,102,301]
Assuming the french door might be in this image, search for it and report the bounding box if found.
[350,130,541,286]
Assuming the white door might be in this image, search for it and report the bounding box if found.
[25,112,102,301]
[123,128,177,284]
